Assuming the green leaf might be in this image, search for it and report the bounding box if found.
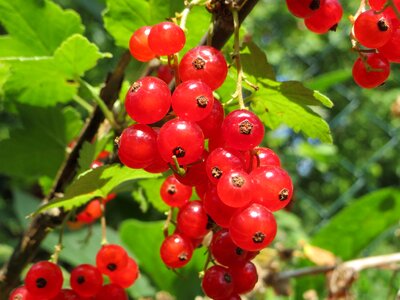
[0,104,83,179]
[54,34,112,78]
[77,134,112,175]
[0,0,83,56]
[241,41,276,81]
[137,177,169,212]
[251,79,333,143]
[35,165,159,214]
[305,69,352,92]
[181,6,210,54]
[13,189,41,228]
[3,35,109,106]
[120,219,203,299]
[149,0,184,23]
[311,188,400,260]
[103,0,150,48]
[0,244,13,264]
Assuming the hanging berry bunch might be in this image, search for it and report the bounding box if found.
[117,2,294,299]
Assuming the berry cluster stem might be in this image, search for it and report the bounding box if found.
[180,0,203,31]
[79,79,120,130]
[50,209,73,264]
[100,200,108,245]
[231,7,246,110]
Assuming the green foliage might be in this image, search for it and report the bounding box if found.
[0,105,82,179]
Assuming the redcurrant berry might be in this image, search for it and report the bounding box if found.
[160,175,192,207]
[109,257,139,288]
[96,244,129,276]
[70,264,103,297]
[304,0,343,34]
[177,200,209,239]
[244,147,281,171]
[196,98,225,139]
[203,186,237,228]
[148,22,186,56]
[25,261,63,299]
[95,284,128,300]
[229,261,258,294]
[129,26,156,62]
[217,170,254,208]
[202,265,234,300]
[160,233,193,268]
[286,0,324,18]
[352,52,390,88]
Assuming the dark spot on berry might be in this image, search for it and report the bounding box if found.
[211,166,223,179]
[239,120,253,135]
[173,146,185,158]
[253,231,265,244]
[178,252,188,261]
[196,95,209,108]
[235,247,244,256]
[279,188,289,201]
[231,175,245,187]
[223,273,232,283]
[378,18,389,31]
[192,57,206,70]
[107,263,117,271]
[309,0,320,10]
[329,23,339,32]
[130,81,142,93]
[77,275,85,284]
[167,184,177,195]
[36,277,47,288]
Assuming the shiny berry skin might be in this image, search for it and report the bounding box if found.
[197,99,225,139]
[352,53,390,89]
[304,0,343,34]
[369,0,400,19]
[96,244,129,276]
[125,76,171,124]
[25,261,63,299]
[229,261,258,294]
[109,257,139,288]
[148,22,186,56]
[70,264,103,297]
[160,175,192,207]
[157,118,204,165]
[157,64,174,84]
[286,0,323,18]
[95,284,128,300]
[217,170,254,208]
[203,186,237,228]
[129,26,156,62]
[202,265,234,300]
[245,147,281,171]
[179,45,228,90]
[378,19,400,63]
[52,289,81,300]
[353,10,392,48]
[250,165,294,211]
[221,109,265,151]
[210,229,253,267]
[206,147,245,185]
[117,124,158,169]
[8,286,29,300]
[172,80,214,121]
[229,203,277,251]
[177,200,209,238]
[174,150,209,187]
[160,233,194,268]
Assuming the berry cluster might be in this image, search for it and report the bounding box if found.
[351,0,400,88]
[286,0,343,34]
[120,20,294,299]
[9,244,137,300]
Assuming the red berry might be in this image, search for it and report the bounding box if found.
[229,261,258,294]
[250,165,294,211]
[125,76,171,124]
[52,289,81,300]
[157,118,204,165]
[160,175,192,207]
[369,0,400,19]
[202,265,234,300]
[157,64,174,84]
[245,147,281,171]
[286,0,323,18]
[8,286,30,300]
[210,229,253,267]
[177,200,209,239]
[179,45,228,90]
[117,124,158,169]
[217,170,254,208]
[109,257,139,288]
[148,22,186,56]
[174,150,209,187]
[172,80,214,121]
[352,52,390,88]
[25,261,63,299]
[304,0,343,34]
[129,26,156,62]
[196,98,225,139]
[221,109,265,151]
[70,264,103,297]
[160,233,194,268]
[76,199,102,224]
[229,203,277,251]
[96,244,129,276]
[353,10,393,48]
[95,284,128,300]
[205,147,245,185]
[378,19,400,63]
[203,186,237,228]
